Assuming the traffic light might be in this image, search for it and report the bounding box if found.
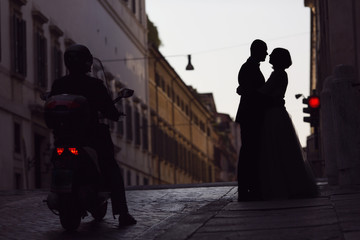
[303,94,320,127]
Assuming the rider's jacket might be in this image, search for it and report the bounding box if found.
[50,73,120,124]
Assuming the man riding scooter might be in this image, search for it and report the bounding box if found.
[50,44,136,226]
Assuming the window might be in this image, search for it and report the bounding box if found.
[142,116,148,150]
[173,140,178,167]
[155,72,160,86]
[182,145,186,170]
[185,149,191,174]
[51,41,62,80]
[34,27,47,87]
[134,108,140,146]
[151,124,157,155]
[127,170,132,186]
[132,0,136,14]
[161,78,165,91]
[125,102,133,141]
[193,114,199,125]
[116,101,124,136]
[117,120,124,136]
[49,25,63,81]
[208,165,213,182]
[14,172,22,189]
[164,133,171,163]
[33,10,48,88]
[158,129,164,160]
[167,85,171,98]
[202,161,206,182]
[178,144,183,170]
[138,0,143,23]
[13,122,21,154]
[11,9,27,77]
[199,121,205,132]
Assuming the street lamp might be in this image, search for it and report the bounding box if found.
[186,55,194,71]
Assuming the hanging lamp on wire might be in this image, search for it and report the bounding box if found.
[186,54,194,71]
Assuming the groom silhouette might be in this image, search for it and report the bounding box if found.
[235,39,268,201]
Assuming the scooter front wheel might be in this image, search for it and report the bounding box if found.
[91,200,108,221]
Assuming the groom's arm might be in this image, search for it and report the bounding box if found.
[257,91,285,108]
[237,64,254,96]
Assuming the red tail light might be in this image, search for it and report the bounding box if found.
[68,148,79,155]
[45,100,57,109]
[56,148,64,156]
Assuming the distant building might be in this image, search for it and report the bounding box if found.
[198,94,240,182]
[0,0,148,190]
[213,113,239,182]
[148,45,216,184]
[147,43,240,184]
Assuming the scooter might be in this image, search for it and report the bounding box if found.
[43,87,133,231]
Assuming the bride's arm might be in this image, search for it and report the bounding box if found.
[258,72,286,107]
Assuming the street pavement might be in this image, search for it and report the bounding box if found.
[0,182,360,240]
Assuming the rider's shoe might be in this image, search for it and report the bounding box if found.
[118,213,137,226]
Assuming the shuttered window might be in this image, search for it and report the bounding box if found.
[12,12,27,76]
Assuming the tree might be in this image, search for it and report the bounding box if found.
[147,16,162,49]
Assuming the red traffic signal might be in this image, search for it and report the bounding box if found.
[308,96,320,109]
[302,94,320,126]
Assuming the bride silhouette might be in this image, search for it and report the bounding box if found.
[258,48,318,200]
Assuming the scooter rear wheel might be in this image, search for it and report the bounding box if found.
[59,196,81,231]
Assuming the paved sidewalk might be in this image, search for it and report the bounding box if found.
[0,182,360,239]
[158,185,360,240]
[154,183,360,240]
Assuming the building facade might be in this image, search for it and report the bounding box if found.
[305,0,360,183]
[0,0,149,190]
[1,0,239,190]
[305,0,360,92]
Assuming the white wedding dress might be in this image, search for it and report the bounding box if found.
[258,70,318,200]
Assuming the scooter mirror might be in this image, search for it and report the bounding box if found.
[113,88,134,103]
[119,88,134,98]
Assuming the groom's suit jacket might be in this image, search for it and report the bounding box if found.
[235,57,265,123]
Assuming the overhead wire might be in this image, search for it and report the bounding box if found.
[101,31,310,62]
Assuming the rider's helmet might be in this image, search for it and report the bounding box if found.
[64,44,93,74]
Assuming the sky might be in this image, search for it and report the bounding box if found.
[145,0,311,146]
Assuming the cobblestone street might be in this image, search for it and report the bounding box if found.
[0,184,236,240]
[1,183,360,240]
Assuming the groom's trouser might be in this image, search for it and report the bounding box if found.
[237,113,263,199]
